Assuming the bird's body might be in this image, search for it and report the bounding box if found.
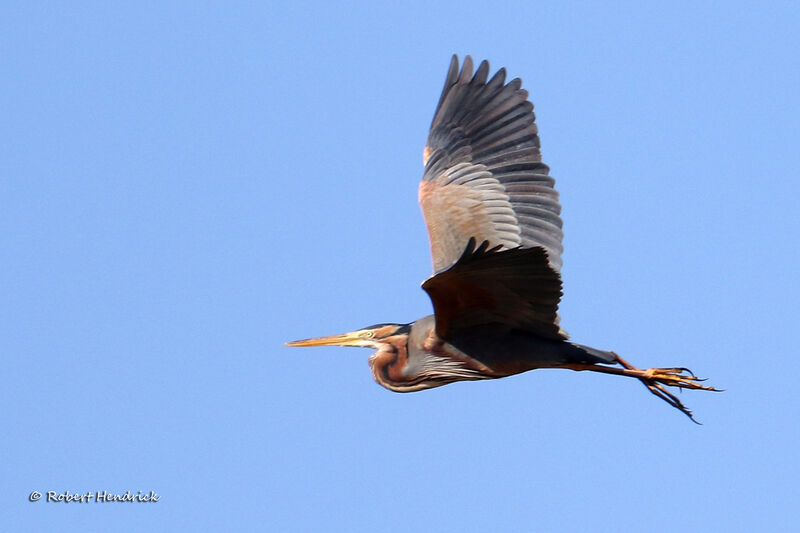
[288,55,718,421]
[363,314,617,393]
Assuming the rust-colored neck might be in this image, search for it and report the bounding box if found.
[368,335,425,392]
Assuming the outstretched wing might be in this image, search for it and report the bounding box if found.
[420,55,563,274]
[422,239,565,341]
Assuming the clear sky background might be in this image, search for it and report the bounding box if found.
[3,1,799,531]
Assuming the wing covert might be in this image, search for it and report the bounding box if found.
[422,239,565,341]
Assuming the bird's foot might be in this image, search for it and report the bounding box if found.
[614,355,721,423]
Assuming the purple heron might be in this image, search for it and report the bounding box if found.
[288,55,718,422]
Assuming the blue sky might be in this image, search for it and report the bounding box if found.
[3,1,799,531]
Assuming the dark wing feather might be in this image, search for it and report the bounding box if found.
[422,239,565,341]
[420,55,563,274]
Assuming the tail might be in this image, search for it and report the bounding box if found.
[569,343,618,365]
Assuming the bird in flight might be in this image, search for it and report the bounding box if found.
[287,55,718,422]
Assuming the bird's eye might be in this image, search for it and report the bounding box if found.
[360,331,374,339]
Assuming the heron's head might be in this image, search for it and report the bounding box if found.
[286,323,411,350]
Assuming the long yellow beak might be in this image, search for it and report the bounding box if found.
[285,330,366,347]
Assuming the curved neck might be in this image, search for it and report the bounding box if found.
[367,335,423,392]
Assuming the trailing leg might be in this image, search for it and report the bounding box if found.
[556,353,720,423]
